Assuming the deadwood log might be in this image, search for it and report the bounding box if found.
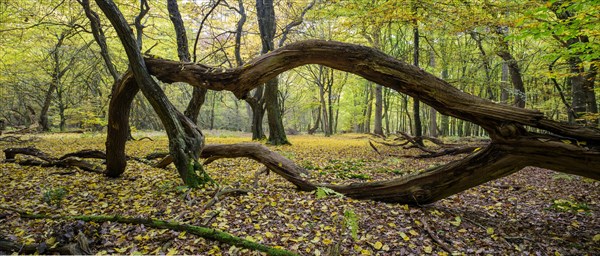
[0,206,296,256]
[103,39,599,204]
[4,147,103,173]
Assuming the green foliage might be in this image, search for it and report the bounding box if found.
[323,159,371,180]
[343,208,359,240]
[191,160,216,188]
[42,187,67,207]
[301,160,319,170]
[552,173,574,181]
[548,199,590,214]
[154,180,177,195]
[315,187,344,199]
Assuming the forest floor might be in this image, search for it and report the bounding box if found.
[0,132,598,255]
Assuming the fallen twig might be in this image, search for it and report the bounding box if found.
[420,212,454,253]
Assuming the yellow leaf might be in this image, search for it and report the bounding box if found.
[45,237,57,246]
[593,234,600,242]
[424,245,432,253]
[178,231,187,239]
[486,227,494,235]
[270,201,277,207]
[399,232,410,241]
[114,247,128,253]
[166,248,178,256]
[409,229,418,236]
[322,238,332,245]
[360,249,372,255]
[265,232,274,238]
[373,241,383,250]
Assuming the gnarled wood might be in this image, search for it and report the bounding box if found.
[104,39,600,204]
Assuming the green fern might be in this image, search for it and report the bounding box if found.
[315,187,344,199]
[344,208,359,240]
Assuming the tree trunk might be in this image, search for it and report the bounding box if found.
[374,84,384,135]
[551,3,598,124]
[39,82,56,132]
[79,0,119,82]
[256,0,289,145]
[412,17,423,145]
[308,106,320,135]
[166,0,207,124]
[495,33,526,108]
[97,0,205,187]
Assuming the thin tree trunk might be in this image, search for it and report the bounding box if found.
[495,36,526,108]
[167,0,207,124]
[78,0,119,82]
[256,0,289,145]
[412,14,423,145]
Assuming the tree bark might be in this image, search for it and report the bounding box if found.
[2,207,296,256]
[495,27,526,108]
[103,40,600,203]
[412,16,423,145]
[78,0,119,82]
[166,0,207,124]
[140,40,600,139]
[256,0,289,145]
[96,0,205,187]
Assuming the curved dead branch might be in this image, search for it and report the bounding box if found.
[141,40,600,143]
[103,39,600,204]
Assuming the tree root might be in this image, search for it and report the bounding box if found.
[0,206,297,256]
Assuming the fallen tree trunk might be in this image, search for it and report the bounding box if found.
[3,147,103,173]
[0,206,296,256]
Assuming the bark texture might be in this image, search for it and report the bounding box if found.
[107,39,600,204]
[167,0,207,123]
[256,0,289,145]
[97,0,204,187]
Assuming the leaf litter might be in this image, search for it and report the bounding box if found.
[0,133,598,255]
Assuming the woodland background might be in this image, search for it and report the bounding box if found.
[1,0,598,136]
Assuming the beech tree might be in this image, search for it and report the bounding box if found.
[98,15,600,205]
